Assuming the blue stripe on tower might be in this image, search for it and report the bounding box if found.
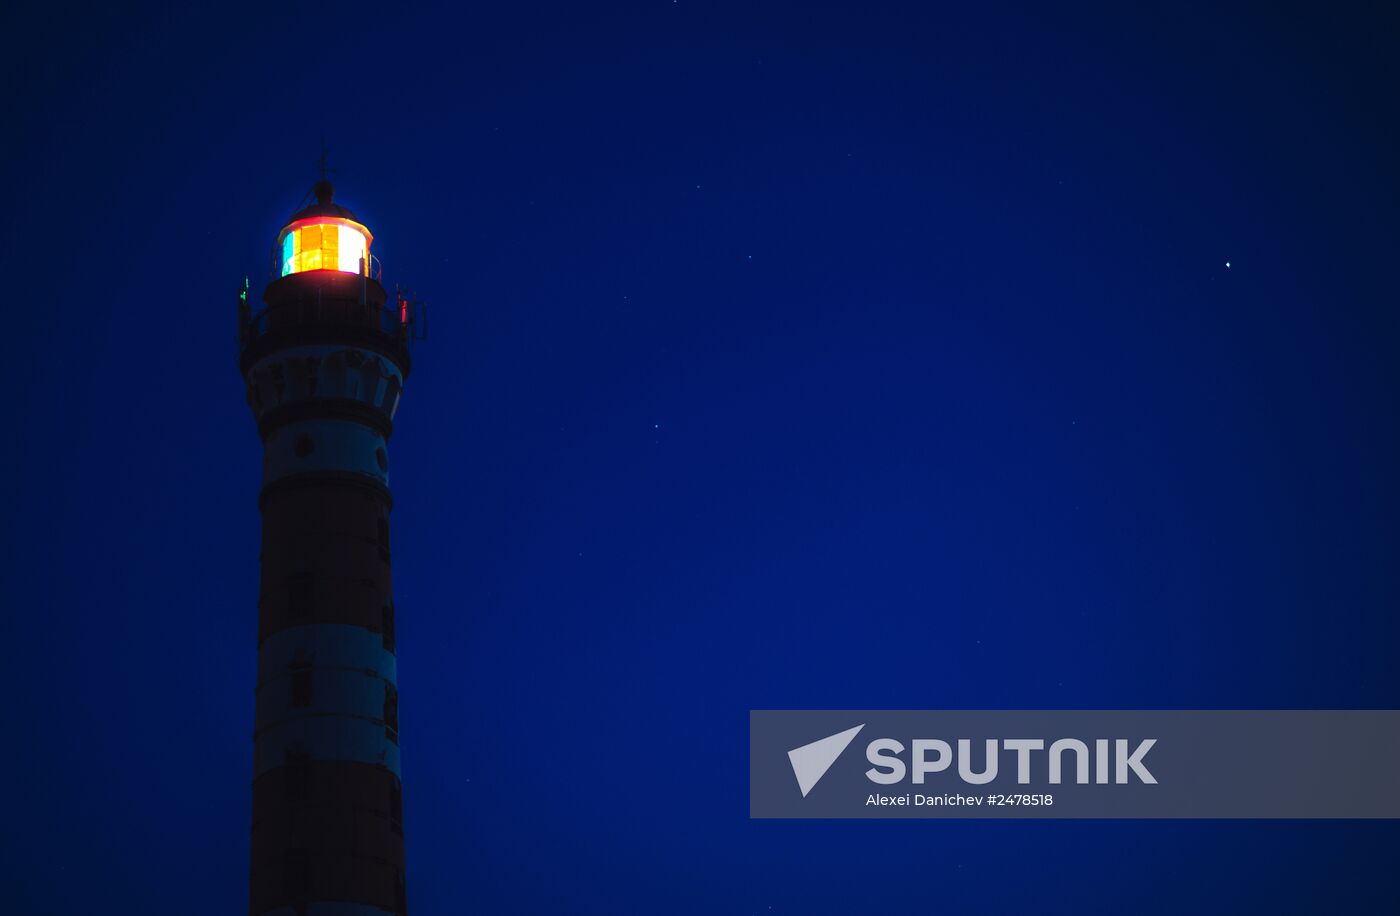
[255,624,400,777]
[263,419,390,487]
[246,344,405,424]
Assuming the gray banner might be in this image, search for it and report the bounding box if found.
[750,710,1400,818]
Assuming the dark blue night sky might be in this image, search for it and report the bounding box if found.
[4,1,1398,912]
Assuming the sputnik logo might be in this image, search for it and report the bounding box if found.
[787,724,865,797]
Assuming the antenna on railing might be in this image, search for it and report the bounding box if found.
[393,286,428,343]
[237,276,251,352]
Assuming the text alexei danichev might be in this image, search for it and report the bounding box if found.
[866,793,1054,807]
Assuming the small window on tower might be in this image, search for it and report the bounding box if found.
[384,683,399,735]
[381,602,396,652]
[290,668,313,708]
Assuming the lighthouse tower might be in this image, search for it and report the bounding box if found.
[239,179,414,915]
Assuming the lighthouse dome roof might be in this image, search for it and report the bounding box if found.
[290,178,360,222]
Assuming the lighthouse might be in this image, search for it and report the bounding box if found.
[239,178,415,915]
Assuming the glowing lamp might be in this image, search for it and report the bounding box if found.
[278,216,372,277]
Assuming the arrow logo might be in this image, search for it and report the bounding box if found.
[787,724,865,797]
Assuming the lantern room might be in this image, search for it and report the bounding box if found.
[275,178,374,278]
[278,217,372,276]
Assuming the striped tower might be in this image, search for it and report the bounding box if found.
[238,179,414,916]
